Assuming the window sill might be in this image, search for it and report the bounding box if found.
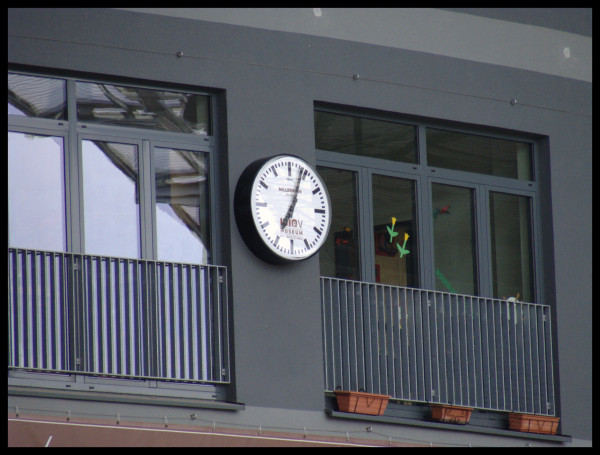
[8,384,245,412]
[325,405,571,444]
[8,370,244,412]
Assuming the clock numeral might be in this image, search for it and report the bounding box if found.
[314,208,325,214]
[259,180,268,189]
[304,239,310,249]
[256,202,267,207]
[312,187,321,195]
[313,227,322,235]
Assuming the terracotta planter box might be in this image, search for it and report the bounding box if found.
[334,391,390,416]
[430,404,473,425]
[508,413,560,435]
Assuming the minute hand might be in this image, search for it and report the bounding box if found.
[281,168,303,230]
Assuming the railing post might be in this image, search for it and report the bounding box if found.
[69,253,83,373]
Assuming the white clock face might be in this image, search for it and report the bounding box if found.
[250,155,331,261]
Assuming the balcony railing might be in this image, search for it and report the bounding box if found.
[321,277,557,416]
[8,247,230,384]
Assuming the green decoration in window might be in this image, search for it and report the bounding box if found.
[386,216,399,242]
[386,217,410,257]
[435,268,456,293]
[396,232,410,258]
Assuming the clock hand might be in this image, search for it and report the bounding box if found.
[281,168,303,230]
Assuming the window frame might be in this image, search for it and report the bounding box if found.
[315,105,543,303]
[8,68,226,398]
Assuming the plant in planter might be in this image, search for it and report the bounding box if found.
[429,404,473,425]
[508,413,560,435]
[334,389,390,416]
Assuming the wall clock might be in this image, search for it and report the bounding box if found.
[234,155,332,264]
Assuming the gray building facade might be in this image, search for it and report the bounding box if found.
[8,8,591,446]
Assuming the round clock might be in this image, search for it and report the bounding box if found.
[234,154,332,264]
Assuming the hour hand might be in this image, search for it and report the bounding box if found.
[281,169,303,229]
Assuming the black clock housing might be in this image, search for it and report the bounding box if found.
[234,155,331,265]
[234,156,288,264]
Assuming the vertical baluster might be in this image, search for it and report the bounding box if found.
[363,281,374,393]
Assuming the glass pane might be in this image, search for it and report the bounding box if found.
[155,147,210,264]
[427,128,533,180]
[432,183,477,295]
[315,110,417,163]
[490,192,534,302]
[8,132,66,250]
[317,167,360,280]
[82,140,141,258]
[8,73,67,119]
[76,82,210,135]
[372,174,419,287]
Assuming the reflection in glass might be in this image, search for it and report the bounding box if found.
[82,141,141,258]
[372,174,418,287]
[8,132,66,251]
[315,110,417,163]
[427,128,532,181]
[432,183,477,295]
[8,73,67,119]
[490,192,534,302]
[155,148,210,264]
[317,167,359,280]
[76,82,210,135]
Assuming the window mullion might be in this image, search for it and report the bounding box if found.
[141,140,156,260]
[476,184,492,298]
[417,176,432,290]
[67,78,83,254]
[418,126,435,290]
[207,146,217,265]
[530,194,541,304]
[359,168,374,282]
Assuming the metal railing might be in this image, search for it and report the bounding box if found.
[8,247,230,384]
[321,277,557,416]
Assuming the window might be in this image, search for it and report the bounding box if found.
[76,81,210,135]
[489,191,534,302]
[315,110,417,163]
[316,107,539,302]
[372,174,419,287]
[431,183,477,295]
[8,73,67,119]
[81,140,142,258]
[8,132,67,251]
[154,146,210,264]
[427,128,532,180]
[318,167,360,280]
[8,71,215,264]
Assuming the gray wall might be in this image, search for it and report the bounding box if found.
[8,8,591,442]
